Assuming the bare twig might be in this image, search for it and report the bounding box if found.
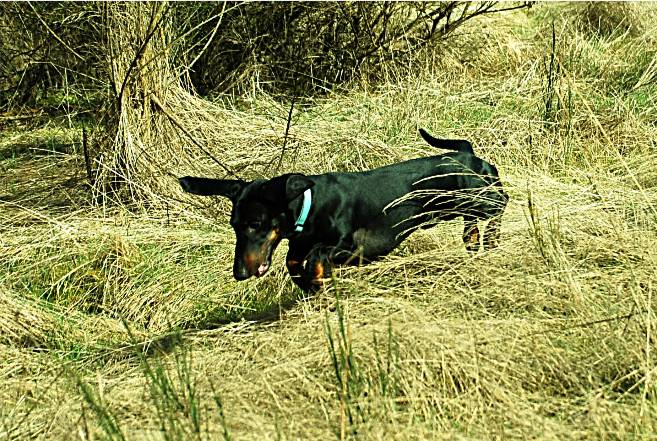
[114,2,171,107]
[276,94,296,172]
[27,1,85,61]
[82,126,94,187]
[479,310,644,347]
[149,93,239,178]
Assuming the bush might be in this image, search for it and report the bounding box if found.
[0,2,102,110]
[183,2,532,97]
[0,2,532,111]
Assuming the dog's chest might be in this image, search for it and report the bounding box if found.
[352,228,397,258]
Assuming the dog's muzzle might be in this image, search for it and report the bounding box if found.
[234,230,280,280]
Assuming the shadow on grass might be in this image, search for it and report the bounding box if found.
[196,288,312,330]
[95,285,312,364]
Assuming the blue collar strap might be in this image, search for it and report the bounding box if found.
[294,189,312,232]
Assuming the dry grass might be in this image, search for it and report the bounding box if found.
[2,3,657,440]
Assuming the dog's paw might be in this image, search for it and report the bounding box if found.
[305,254,332,291]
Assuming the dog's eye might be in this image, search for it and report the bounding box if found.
[247,221,261,230]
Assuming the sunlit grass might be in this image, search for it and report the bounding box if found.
[1,3,657,439]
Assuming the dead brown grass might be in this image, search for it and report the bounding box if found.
[2,2,657,440]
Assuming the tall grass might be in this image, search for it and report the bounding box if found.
[1,2,657,440]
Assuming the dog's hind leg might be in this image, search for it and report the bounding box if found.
[463,217,481,254]
[483,215,502,250]
[479,184,508,251]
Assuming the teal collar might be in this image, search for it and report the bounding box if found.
[294,189,312,233]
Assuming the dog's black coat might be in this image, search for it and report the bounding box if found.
[179,129,508,292]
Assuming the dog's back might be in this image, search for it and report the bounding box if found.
[308,152,505,222]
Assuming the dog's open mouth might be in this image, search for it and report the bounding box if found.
[254,240,277,278]
[241,229,281,280]
[256,261,270,277]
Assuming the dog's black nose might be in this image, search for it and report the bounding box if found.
[233,266,251,281]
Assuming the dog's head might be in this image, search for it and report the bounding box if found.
[179,174,313,280]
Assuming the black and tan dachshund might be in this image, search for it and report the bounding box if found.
[179,129,508,292]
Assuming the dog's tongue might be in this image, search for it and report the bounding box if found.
[256,262,269,277]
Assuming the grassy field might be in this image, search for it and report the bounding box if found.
[2,3,657,440]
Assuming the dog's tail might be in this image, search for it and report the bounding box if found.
[419,128,474,155]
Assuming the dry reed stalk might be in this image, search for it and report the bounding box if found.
[97,2,236,209]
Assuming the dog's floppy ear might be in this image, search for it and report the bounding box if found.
[179,176,247,201]
[261,173,314,204]
[285,174,314,201]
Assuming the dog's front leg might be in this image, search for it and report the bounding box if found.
[286,236,355,293]
[304,249,333,292]
[301,236,359,291]
[286,246,334,293]
[286,248,313,292]
[326,235,363,265]
[286,245,331,293]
